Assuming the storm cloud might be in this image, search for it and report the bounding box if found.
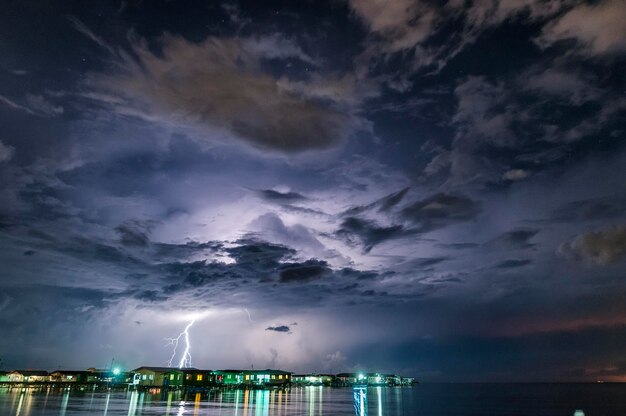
[85,34,363,154]
[0,0,624,382]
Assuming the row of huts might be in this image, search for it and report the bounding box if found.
[132,367,292,388]
[0,368,124,384]
[293,373,414,387]
[0,367,415,388]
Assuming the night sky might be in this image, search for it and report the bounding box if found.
[0,0,625,382]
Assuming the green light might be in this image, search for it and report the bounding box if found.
[358,373,365,380]
[112,368,121,376]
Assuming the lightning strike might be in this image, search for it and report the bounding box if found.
[165,318,196,368]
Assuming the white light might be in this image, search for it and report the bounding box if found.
[165,318,196,368]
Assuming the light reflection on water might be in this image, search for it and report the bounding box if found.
[3,384,626,415]
[0,386,378,416]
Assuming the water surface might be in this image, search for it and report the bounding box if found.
[2,384,625,416]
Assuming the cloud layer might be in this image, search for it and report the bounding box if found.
[0,0,624,381]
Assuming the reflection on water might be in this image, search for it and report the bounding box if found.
[2,384,626,415]
[1,387,362,416]
[353,387,367,416]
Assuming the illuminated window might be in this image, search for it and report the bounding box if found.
[286,375,289,379]
[279,375,283,379]
[245,375,250,381]
[197,375,203,381]
[149,374,154,380]
[170,374,174,380]
[142,374,147,380]
[271,375,276,380]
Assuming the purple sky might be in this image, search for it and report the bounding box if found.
[0,0,625,382]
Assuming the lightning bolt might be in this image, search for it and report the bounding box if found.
[165,318,196,368]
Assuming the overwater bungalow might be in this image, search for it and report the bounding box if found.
[49,370,90,383]
[131,367,186,387]
[292,374,306,384]
[335,373,358,386]
[292,374,334,386]
[384,374,402,386]
[400,377,415,385]
[213,369,243,385]
[241,369,291,386]
[181,369,215,387]
[366,373,386,386]
[7,370,49,382]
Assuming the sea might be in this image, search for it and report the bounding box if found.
[1,383,626,416]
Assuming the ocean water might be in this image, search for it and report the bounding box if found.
[1,384,625,416]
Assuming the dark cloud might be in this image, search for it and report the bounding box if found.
[344,187,410,216]
[439,243,479,250]
[413,257,449,267]
[115,221,153,247]
[360,289,388,297]
[337,268,380,281]
[266,325,291,333]
[52,236,146,267]
[378,187,410,212]
[133,290,168,302]
[163,260,235,288]
[400,193,482,230]
[154,241,223,259]
[255,189,307,203]
[278,259,332,283]
[336,192,481,252]
[495,259,532,269]
[336,217,405,252]
[226,239,295,271]
[488,229,539,250]
[549,196,626,223]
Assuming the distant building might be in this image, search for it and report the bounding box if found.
[241,369,291,387]
[49,371,90,383]
[366,373,386,386]
[131,367,186,387]
[400,377,415,385]
[384,374,402,386]
[213,370,243,385]
[292,374,335,386]
[292,374,306,384]
[336,373,358,386]
[181,369,215,387]
[7,370,49,383]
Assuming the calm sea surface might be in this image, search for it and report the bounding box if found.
[1,384,626,416]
